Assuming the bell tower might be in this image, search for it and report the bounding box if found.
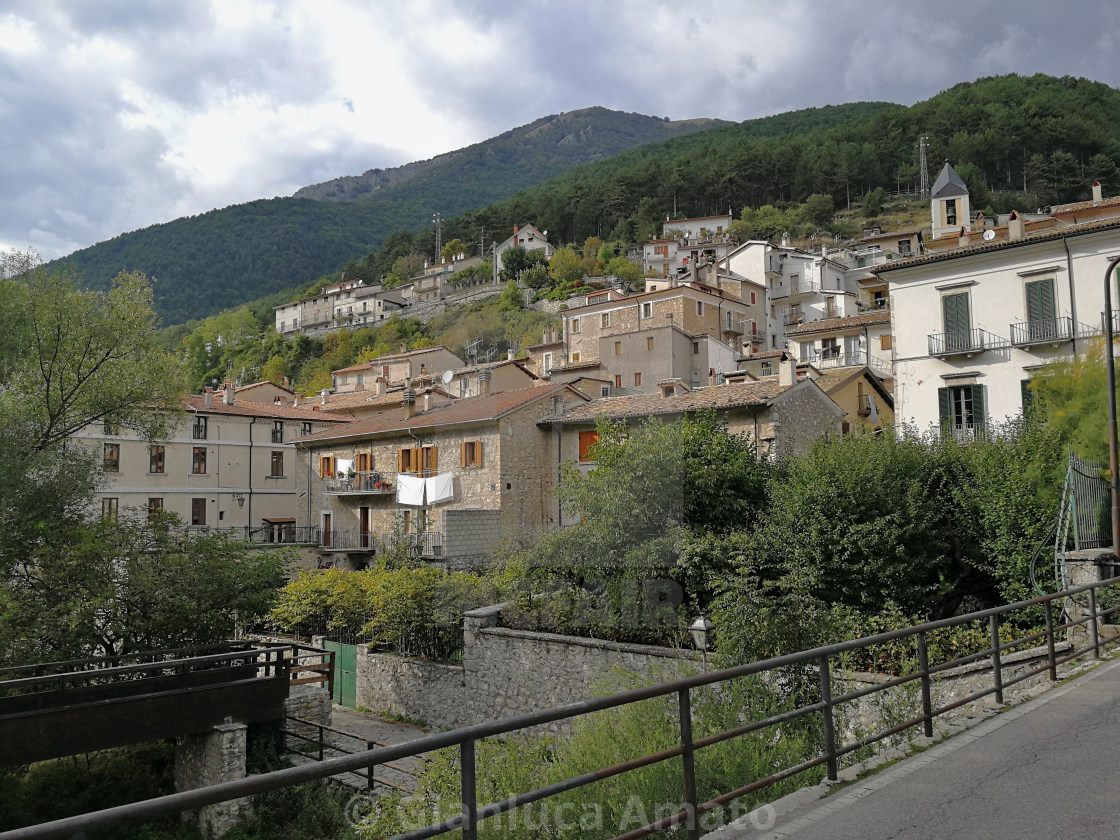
[930,161,971,240]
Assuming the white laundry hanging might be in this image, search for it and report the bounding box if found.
[426,473,455,504]
[396,474,426,506]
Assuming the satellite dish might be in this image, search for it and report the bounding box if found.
[983,230,996,241]
[441,369,454,385]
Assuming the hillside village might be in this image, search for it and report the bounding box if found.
[86,164,1120,572]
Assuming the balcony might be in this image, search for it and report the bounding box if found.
[319,530,375,552]
[384,530,443,558]
[318,529,443,558]
[770,278,822,301]
[323,470,397,495]
[927,329,1010,358]
[799,350,893,378]
[746,329,765,345]
[1010,317,1075,347]
[183,525,319,545]
[783,311,806,327]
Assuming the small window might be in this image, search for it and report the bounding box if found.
[191,498,206,526]
[601,312,611,328]
[615,341,622,355]
[642,302,653,318]
[192,447,207,475]
[880,334,892,351]
[750,291,757,305]
[613,374,622,388]
[270,451,285,477]
[647,336,654,351]
[319,455,334,478]
[103,419,118,435]
[578,430,600,462]
[570,317,581,334]
[149,445,165,474]
[634,372,642,387]
[692,341,700,355]
[102,497,118,521]
[461,440,483,468]
[272,421,284,443]
[147,498,163,521]
[600,386,611,397]
[103,443,120,472]
[696,301,704,316]
[302,422,312,436]
[192,416,207,440]
[571,352,581,363]
[542,353,553,374]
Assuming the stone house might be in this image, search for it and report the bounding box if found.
[783,310,894,386]
[293,383,591,570]
[642,215,734,278]
[330,347,465,393]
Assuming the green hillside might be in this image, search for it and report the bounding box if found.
[53,103,890,326]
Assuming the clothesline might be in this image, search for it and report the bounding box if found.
[396,473,454,506]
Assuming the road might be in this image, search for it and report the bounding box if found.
[708,654,1120,840]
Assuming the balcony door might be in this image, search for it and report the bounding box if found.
[1025,278,1057,341]
[942,293,971,351]
[360,506,370,549]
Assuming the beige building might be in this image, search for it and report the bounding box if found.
[86,385,347,541]
[330,347,465,393]
[783,310,894,385]
[293,383,590,569]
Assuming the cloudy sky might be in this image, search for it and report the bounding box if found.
[2,0,1119,259]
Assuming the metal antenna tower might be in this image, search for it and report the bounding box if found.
[919,137,930,200]
[432,212,443,261]
[465,338,483,362]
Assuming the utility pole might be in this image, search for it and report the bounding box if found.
[919,137,930,201]
[432,212,443,262]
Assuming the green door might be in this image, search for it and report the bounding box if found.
[322,640,357,708]
[1025,278,1056,340]
[942,293,971,351]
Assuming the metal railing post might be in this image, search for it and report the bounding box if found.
[461,738,478,840]
[818,654,838,782]
[917,632,933,737]
[1044,601,1058,681]
[317,723,324,762]
[678,688,700,840]
[1089,586,1102,659]
[989,614,1004,704]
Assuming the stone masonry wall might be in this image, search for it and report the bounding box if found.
[174,724,251,836]
[443,509,502,570]
[355,646,469,730]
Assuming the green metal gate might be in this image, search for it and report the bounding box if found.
[322,640,357,708]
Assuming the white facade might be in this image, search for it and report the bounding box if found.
[494,223,554,273]
[876,222,1120,433]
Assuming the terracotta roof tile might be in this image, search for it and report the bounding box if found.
[550,380,792,424]
[293,383,584,444]
[183,395,349,422]
[234,380,295,395]
[785,311,891,336]
[1050,194,1120,215]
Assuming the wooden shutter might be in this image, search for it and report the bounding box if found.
[428,446,437,474]
[938,388,950,426]
[942,293,969,333]
[1025,279,1056,323]
[474,441,482,467]
[460,442,467,467]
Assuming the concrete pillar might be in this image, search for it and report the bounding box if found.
[174,723,251,836]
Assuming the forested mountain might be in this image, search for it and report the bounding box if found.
[53,103,887,325]
[293,107,731,203]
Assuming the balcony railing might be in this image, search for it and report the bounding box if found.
[182,525,319,545]
[319,530,374,551]
[770,278,822,300]
[384,530,443,558]
[317,529,443,557]
[1010,317,1074,347]
[927,328,1010,357]
[783,312,806,327]
[323,470,397,495]
[799,350,893,378]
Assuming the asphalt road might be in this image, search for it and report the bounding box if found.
[709,655,1120,840]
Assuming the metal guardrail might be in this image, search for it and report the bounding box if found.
[281,715,419,793]
[183,525,320,544]
[7,576,1120,840]
[928,328,1011,356]
[324,471,397,494]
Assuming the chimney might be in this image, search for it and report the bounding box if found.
[543,330,549,344]
[402,388,416,418]
[551,393,564,415]
[507,349,515,361]
[1008,211,1025,240]
[781,232,791,248]
[778,358,797,387]
[203,387,214,409]
[222,381,235,405]
[513,225,519,237]
[958,227,971,248]
[282,376,290,389]
[1093,180,1103,202]
[551,327,558,343]
[293,394,301,407]
[376,377,387,396]
[478,369,493,396]
[422,389,434,412]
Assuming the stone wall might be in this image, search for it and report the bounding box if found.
[442,509,503,570]
[174,723,251,836]
[355,647,469,729]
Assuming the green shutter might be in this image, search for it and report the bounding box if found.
[971,384,987,433]
[1025,278,1056,325]
[938,387,950,424]
[1021,379,1035,416]
[942,293,970,333]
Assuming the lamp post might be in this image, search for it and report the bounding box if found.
[689,616,713,671]
[1104,256,1120,559]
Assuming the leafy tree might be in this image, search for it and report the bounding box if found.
[261,354,288,386]
[385,252,425,288]
[604,256,643,288]
[1088,154,1120,193]
[1030,339,1115,463]
[859,187,885,218]
[548,246,587,285]
[439,238,470,262]
[499,246,531,281]
[497,280,525,312]
[802,193,835,227]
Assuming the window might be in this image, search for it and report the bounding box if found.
[642,302,653,318]
[571,352,581,363]
[461,440,483,467]
[692,341,700,355]
[570,317,580,334]
[614,375,622,388]
[103,443,120,472]
[601,312,611,328]
[543,353,553,374]
[634,372,642,387]
[615,341,622,355]
[790,274,800,293]
[941,292,971,350]
[938,384,986,435]
[1025,278,1057,339]
[1022,379,1036,416]
[270,451,285,477]
[103,419,118,435]
[102,498,118,521]
[822,338,840,359]
[302,422,312,436]
[945,199,957,226]
[600,386,611,397]
[750,291,757,305]
[191,498,206,526]
[898,239,912,256]
[272,421,284,443]
[696,301,704,316]
[578,430,600,462]
[147,498,163,521]
[319,455,334,478]
[825,296,837,318]
[192,416,207,440]
[880,334,892,351]
[192,447,207,475]
[149,445,165,474]
[761,362,774,376]
[647,337,654,351]
[399,446,437,476]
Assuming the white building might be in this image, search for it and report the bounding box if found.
[874,217,1120,434]
[494,223,554,274]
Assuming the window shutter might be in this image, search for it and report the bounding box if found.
[460,442,467,467]
[937,388,950,425]
[475,441,483,467]
[1021,379,1035,416]
[942,293,969,333]
[429,446,438,474]
[398,449,406,472]
[971,384,987,432]
[1026,278,1056,323]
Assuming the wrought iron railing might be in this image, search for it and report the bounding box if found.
[1010,316,1074,346]
[323,470,397,494]
[928,328,1010,356]
[14,576,1120,840]
[182,525,319,545]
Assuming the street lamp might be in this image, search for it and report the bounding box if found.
[690,616,713,670]
[232,493,245,508]
[1103,255,1120,559]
